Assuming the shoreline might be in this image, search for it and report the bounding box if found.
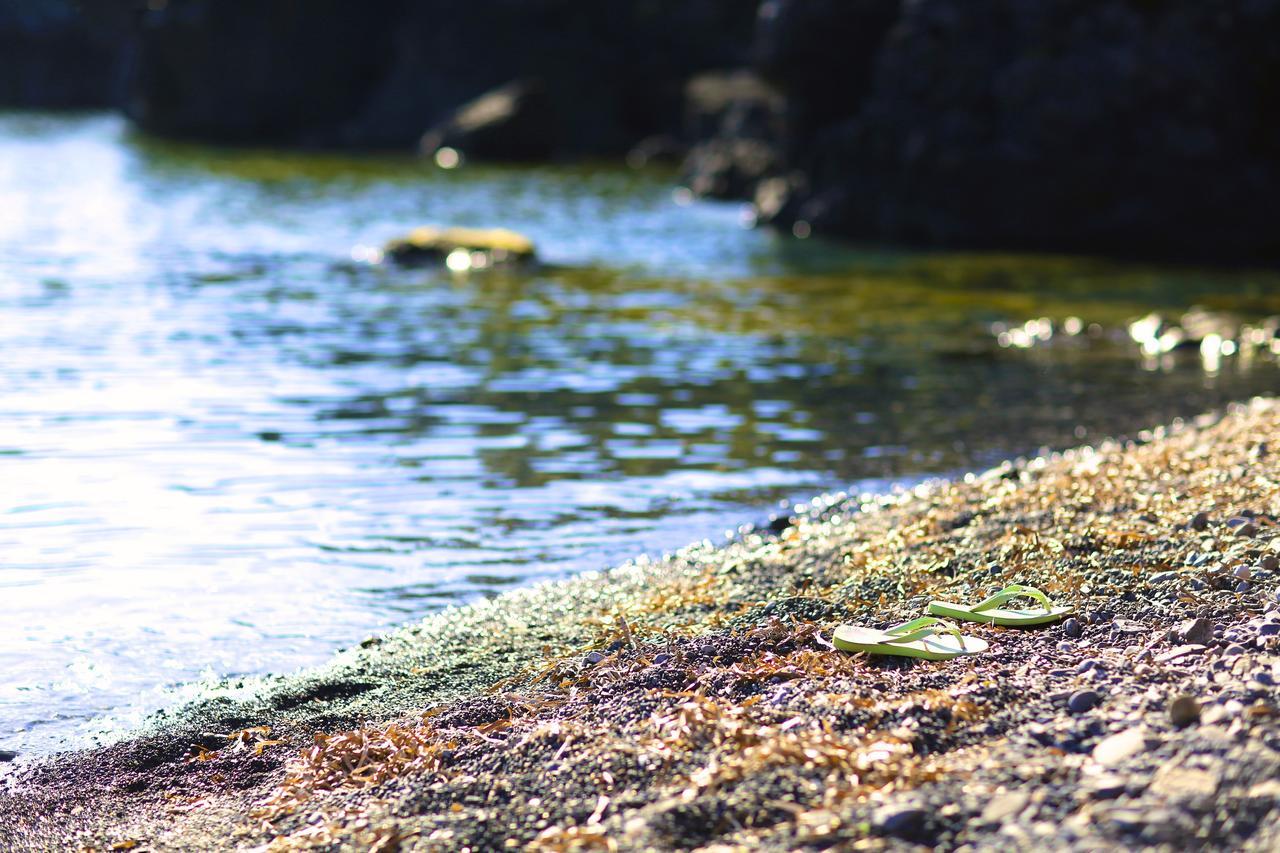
[5,400,1280,850]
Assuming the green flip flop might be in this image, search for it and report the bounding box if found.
[833,616,989,660]
[928,583,1072,627]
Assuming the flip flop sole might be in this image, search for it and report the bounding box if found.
[832,626,989,659]
[928,601,1073,626]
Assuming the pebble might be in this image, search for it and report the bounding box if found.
[1169,694,1201,727]
[1234,566,1252,581]
[584,651,605,665]
[1149,571,1179,583]
[1063,618,1083,638]
[980,791,1029,823]
[1056,641,1075,653]
[1176,617,1215,645]
[1262,554,1279,571]
[652,653,671,665]
[1068,690,1102,714]
[874,805,929,840]
[1224,644,1247,656]
[1237,581,1252,594]
[1093,727,1150,766]
[1189,511,1211,531]
[1076,659,1100,674]
[0,750,16,762]
[1237,522,1261,538]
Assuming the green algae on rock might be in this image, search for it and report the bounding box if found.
[383,225,538,270]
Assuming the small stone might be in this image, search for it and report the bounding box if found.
[1063,618,1083,638]
[1189,511,1211,531]
[1262,555,1278,571]
[1237,581,1252,594]
[1084,772,1127,800]
[652,653,671,665]
[1156,644,1205,663]
[1076,659,1100,674]
[584,651,606,665]
[1234,566,1253,581]
[1057,641,1075,653]
[1169,694,1201,727]
[1237,523,1261,538]
[1149,571,1180,583]
[1069,690,1102,714]
[874,805,929,841]
[1176,618,1215,645]
[981,791,1030,823]
[0,750,16,762]
[1150,765,1219,802]
[1225,644,1247,656]
[1093,727,1150,766]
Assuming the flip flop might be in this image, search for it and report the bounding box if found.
[833,616,988,660]
[928,583,1072,627]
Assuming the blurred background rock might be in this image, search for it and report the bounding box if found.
[6,0,1278,263]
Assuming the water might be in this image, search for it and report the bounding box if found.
[2,113,1279,756]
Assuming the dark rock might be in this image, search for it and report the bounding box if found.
[1063,617,1083,638]
[1068,690,1102,714]
[873,804,930,841]
[584,651,605,665]
[626,135,686,169]
[680,70,785,199]
[0,749,16,762]
[419,80,557,161]
[1189,511,1212,531]
[748,0,1280,265]
[123,0,757,151]
[1169,694,1201,728]
[1224,644,1247,656]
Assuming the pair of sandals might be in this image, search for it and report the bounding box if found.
[833,584,1072,660]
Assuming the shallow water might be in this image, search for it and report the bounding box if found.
[2,113,1279,756]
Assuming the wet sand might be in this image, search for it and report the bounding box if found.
[4,399,1280,851]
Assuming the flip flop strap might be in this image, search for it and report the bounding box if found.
[883,616,966,646]
[971,583,1053,613]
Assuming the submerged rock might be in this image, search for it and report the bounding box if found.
[383,226,537,270]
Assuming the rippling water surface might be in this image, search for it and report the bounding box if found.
[3,114,1279,756]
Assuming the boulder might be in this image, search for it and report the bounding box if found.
[679,70,785,199]
[746,0,1280,264]
[419,80,556,162]
[121,0,757,151]
[383,226,537,270]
